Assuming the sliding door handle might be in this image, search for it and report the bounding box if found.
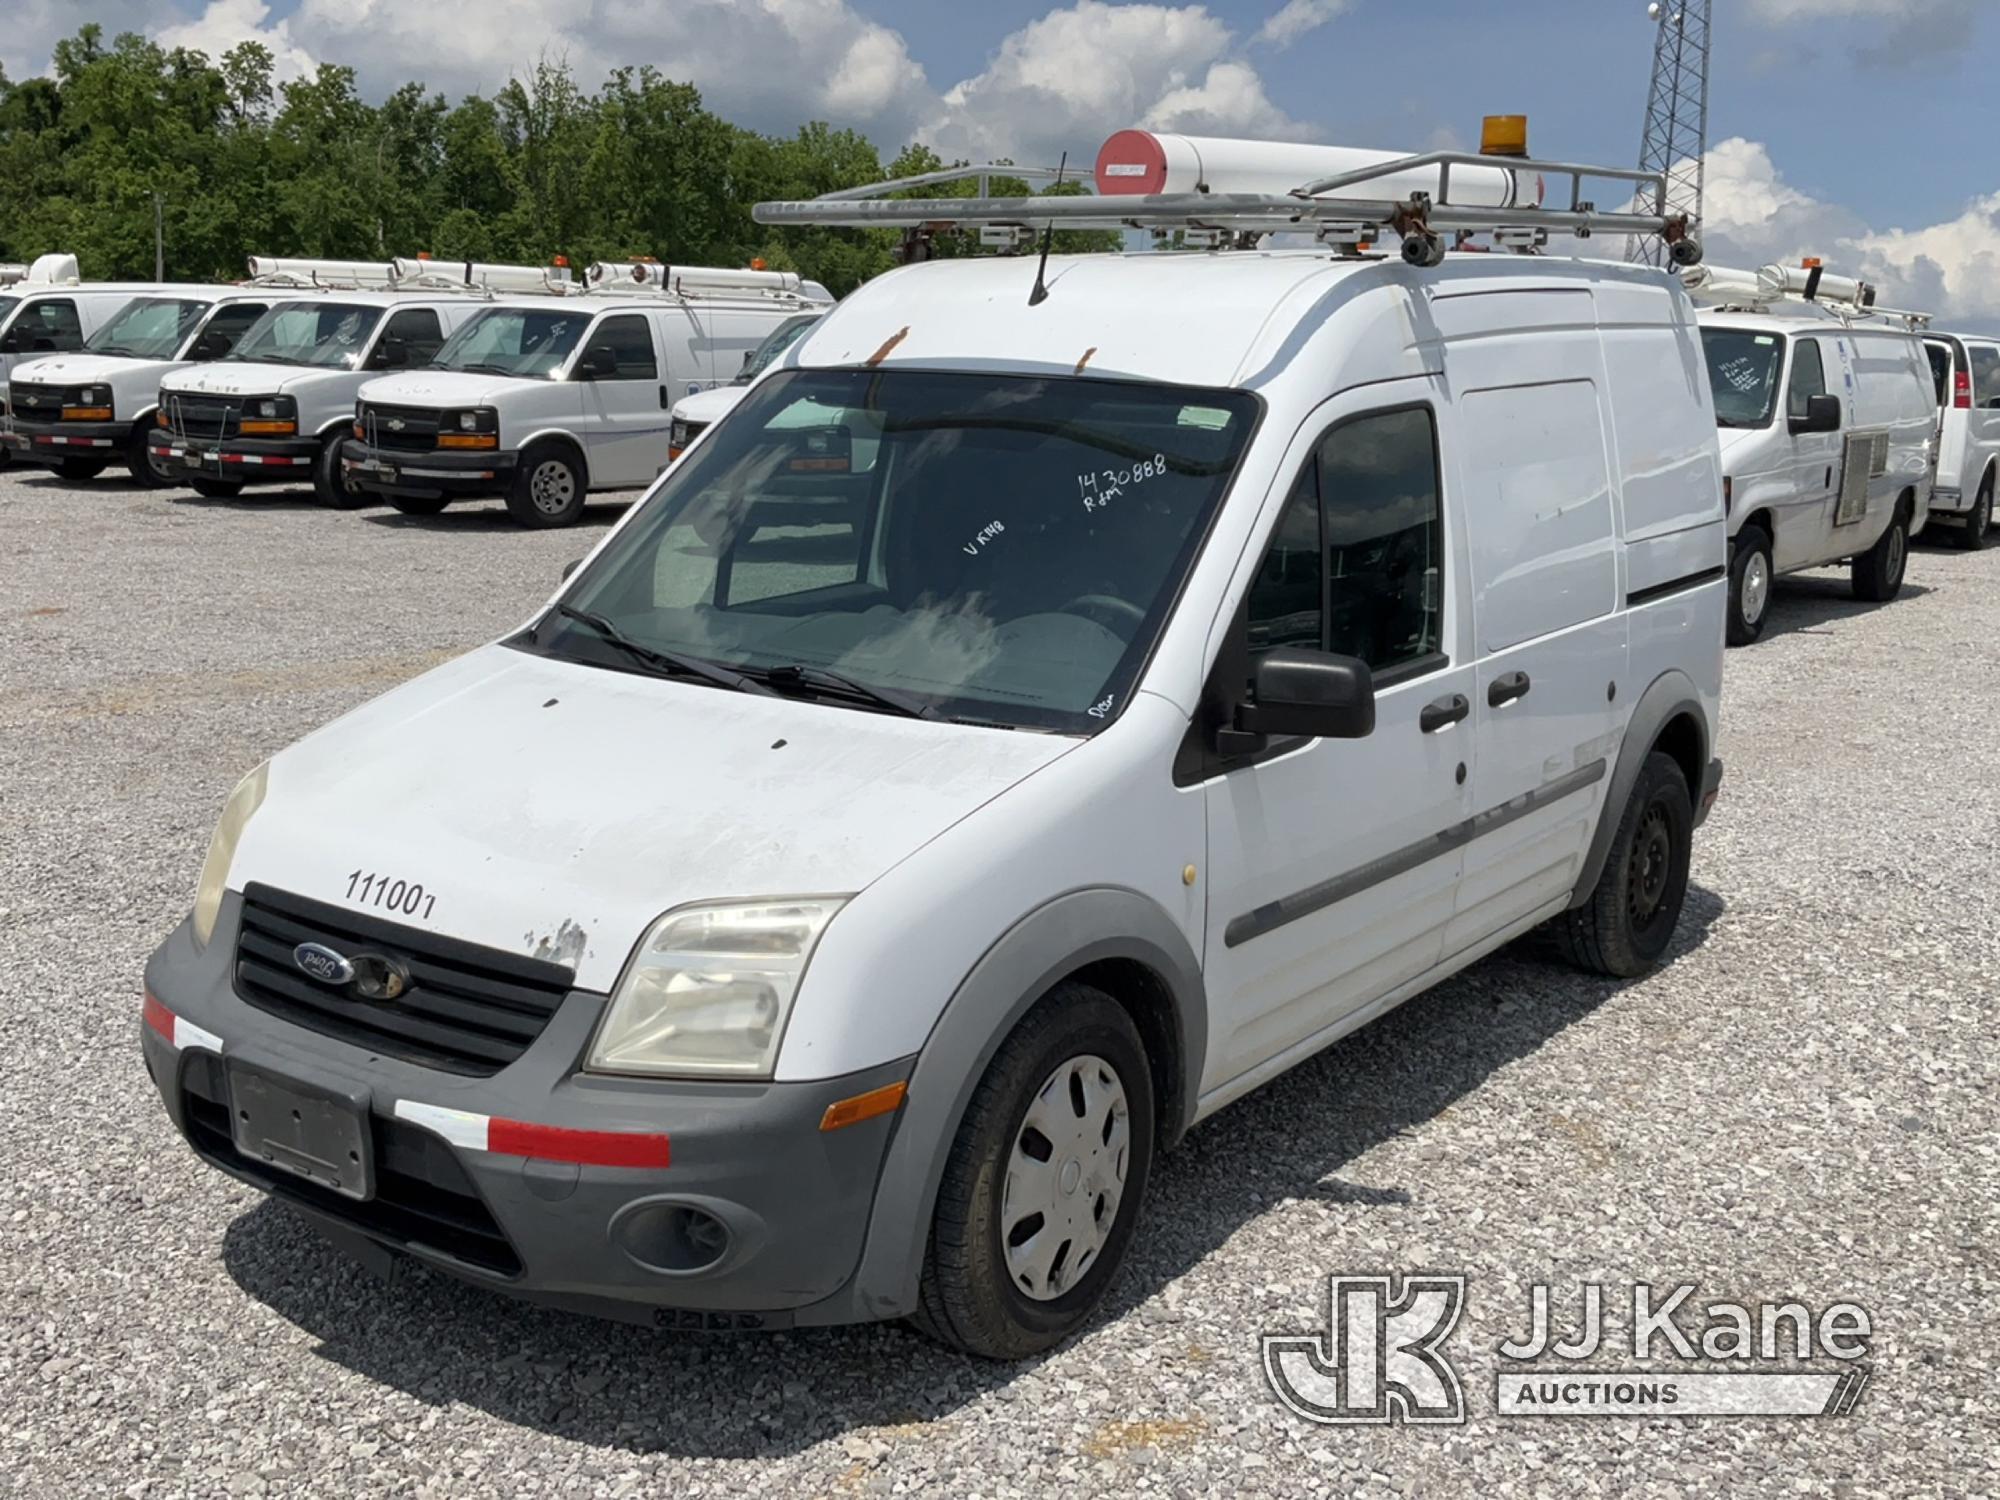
[1488,671,1531,708]
[1420,693,1470,733]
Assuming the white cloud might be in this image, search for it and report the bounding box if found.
[1744,0,1978,66]
[1254,0,1351,48]
[154,0,314,84]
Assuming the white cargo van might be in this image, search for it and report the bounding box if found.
[150,258,569,505]
[0,257,213,471]
[666,310,826,462]
[1920,331,2000,548]
[344,264,832,526]
[4,289,278,485]
[1687,263,1936,644]
[140,137,1726,1358]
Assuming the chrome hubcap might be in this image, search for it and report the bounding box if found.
[1003,1054,1130,1302]
[530,460,576,515]
[1741,552,1770,624]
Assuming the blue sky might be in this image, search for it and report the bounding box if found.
[9,0,1998,326]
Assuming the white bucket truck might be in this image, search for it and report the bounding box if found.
[1688,262,1936,644]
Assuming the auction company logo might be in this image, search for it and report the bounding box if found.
[1263,1277,1872,1425]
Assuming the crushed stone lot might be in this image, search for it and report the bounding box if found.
[2,467,1995,1498]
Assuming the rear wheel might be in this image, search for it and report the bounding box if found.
[188,476,244,499]
[911,983,1155,1360]
[505,443,587,528]
[1851,506,1909,602]
[1956,475,1992,552]
[1552,752,1694,978]
[1726,525,1772,647]
[313,433,368,509]
[387,493,452,516]
[56,456,109,481]
[127,422,172,488]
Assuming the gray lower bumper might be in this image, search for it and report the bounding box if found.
[142,892,911,1329]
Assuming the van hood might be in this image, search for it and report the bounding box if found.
[164,362,355,400]
[9,352,182,388]
[1716,426,1771,465]
[673,384,748,425]
[361,370,539,409]
[227,644,1073,991]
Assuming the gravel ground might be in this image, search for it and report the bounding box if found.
[2,466,1994,1498]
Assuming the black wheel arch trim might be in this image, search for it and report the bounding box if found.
[1568,669,1711,911]
[837,887,1206,1323]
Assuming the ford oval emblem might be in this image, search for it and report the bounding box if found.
[293,942,356,985]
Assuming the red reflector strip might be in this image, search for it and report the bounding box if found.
[143,990,175,1040]
[488,1118,672,1169]
[222,454,308,466]
[142,989,223,1051]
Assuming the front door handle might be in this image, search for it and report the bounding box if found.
[1488,671,1531,708]
[1420,693,1470,733]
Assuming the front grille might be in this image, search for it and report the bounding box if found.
[180,1051,521,1275]
[361,403,445,453]
[234,883,574,1076]
[9,383,65,417]
[166,393,243,441]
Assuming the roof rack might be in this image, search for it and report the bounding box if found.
[1682,261,1929,328]
[581,259,830,303]
[241,256,575,296]
[752,146,1701,268]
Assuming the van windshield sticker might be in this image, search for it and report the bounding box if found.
[1754,336,1775,345]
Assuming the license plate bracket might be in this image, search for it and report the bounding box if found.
[227,1060,374,1201]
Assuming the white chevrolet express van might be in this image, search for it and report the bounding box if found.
[1689,266,1936,644]
[141,148,1727,1357]
[4,290,276,484]
[344,269,832,526]
[151,291,490,504]
[1921,332,2000,548]
[666,310,826,461]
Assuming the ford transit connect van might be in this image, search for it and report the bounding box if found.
[141,140,1726,1358]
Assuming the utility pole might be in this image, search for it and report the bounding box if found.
[1630,1,1712,267]
[154,192,165,280]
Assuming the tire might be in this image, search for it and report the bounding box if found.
[188,477,244,499]
[1956,475,1992,552]
[1552,752,1694,979]
[911,982,1155,1360]
[56,456,109,480]
[505,443,587,528]
[1725,526,1772,647]
[1851,505,1909,602]
[388,493,452,516]
[127,422,172,488]
[312,433,368,509]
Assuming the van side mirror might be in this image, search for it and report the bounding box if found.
[560,557,584,581]
[190,332,230,361]
[577,345,617,380]
[1232,648,1376,742]
[1789,393,1841,435]
[370,336,409,371]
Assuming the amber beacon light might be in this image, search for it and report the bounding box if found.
[1480,115,1530,158]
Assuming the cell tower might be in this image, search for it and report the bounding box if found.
[1630,1,1712,266]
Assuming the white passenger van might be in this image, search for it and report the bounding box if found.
[151,258,568,505]
[141,132,1727,1359]
[1687,262,1936,644]
[0,255,210,470]
[344,262,832,526]
[4,289,279,485]
[666,309,827,461]
[1920,331,2000,548]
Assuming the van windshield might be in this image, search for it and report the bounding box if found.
[734,314,820,384]
[431,307,589,378]
[1701,328,1783,428]
[533,369,1260,732]
[230,300,384,368]
[84,297,212,359]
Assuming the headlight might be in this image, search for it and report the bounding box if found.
[438,407,499,448]
[191,762,269,949]
[669,418,691,450]
[587,898,846,1078]
[241,395,297,436]
[62,385,114,420]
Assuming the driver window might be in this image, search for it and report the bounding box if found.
[1788,338,1827,421]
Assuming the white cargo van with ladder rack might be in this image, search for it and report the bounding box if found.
[141,127,1728,1359]
[150,257,573,506]
[345,261,832,527]
[1687,262,1936,645]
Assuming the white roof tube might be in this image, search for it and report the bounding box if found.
[0,263,28,287]
[244,256,401,287]
[585,261,807,297]
[1684,261,1876,310]
[389,258,575,294]
[1094,131,1541,209]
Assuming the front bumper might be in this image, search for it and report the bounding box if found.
[142,892,909,1329]
[148,431,319,486]
[3,417,126,464]
[343,441,517,500]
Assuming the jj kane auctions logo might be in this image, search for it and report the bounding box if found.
[1264,1277,1872,1424]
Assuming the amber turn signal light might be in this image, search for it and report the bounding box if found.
[819,1080,908,1132]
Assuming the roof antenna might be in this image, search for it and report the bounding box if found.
[1028,151,1068,307]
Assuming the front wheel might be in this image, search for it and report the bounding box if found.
[56,456,109,480]
[1551,752,1694,978]
[313,434,368,509]
[127,423,172,488]
[912,983,1155,1359]
[505,444,587,528]
[1851,508,1909,602]
[188,477,244,499]
[1726,526,1772,647]
[1956,477,1992,552]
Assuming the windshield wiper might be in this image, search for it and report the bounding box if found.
[753,663,941,720]
[547,603,772,695]
[452,361,519,376]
